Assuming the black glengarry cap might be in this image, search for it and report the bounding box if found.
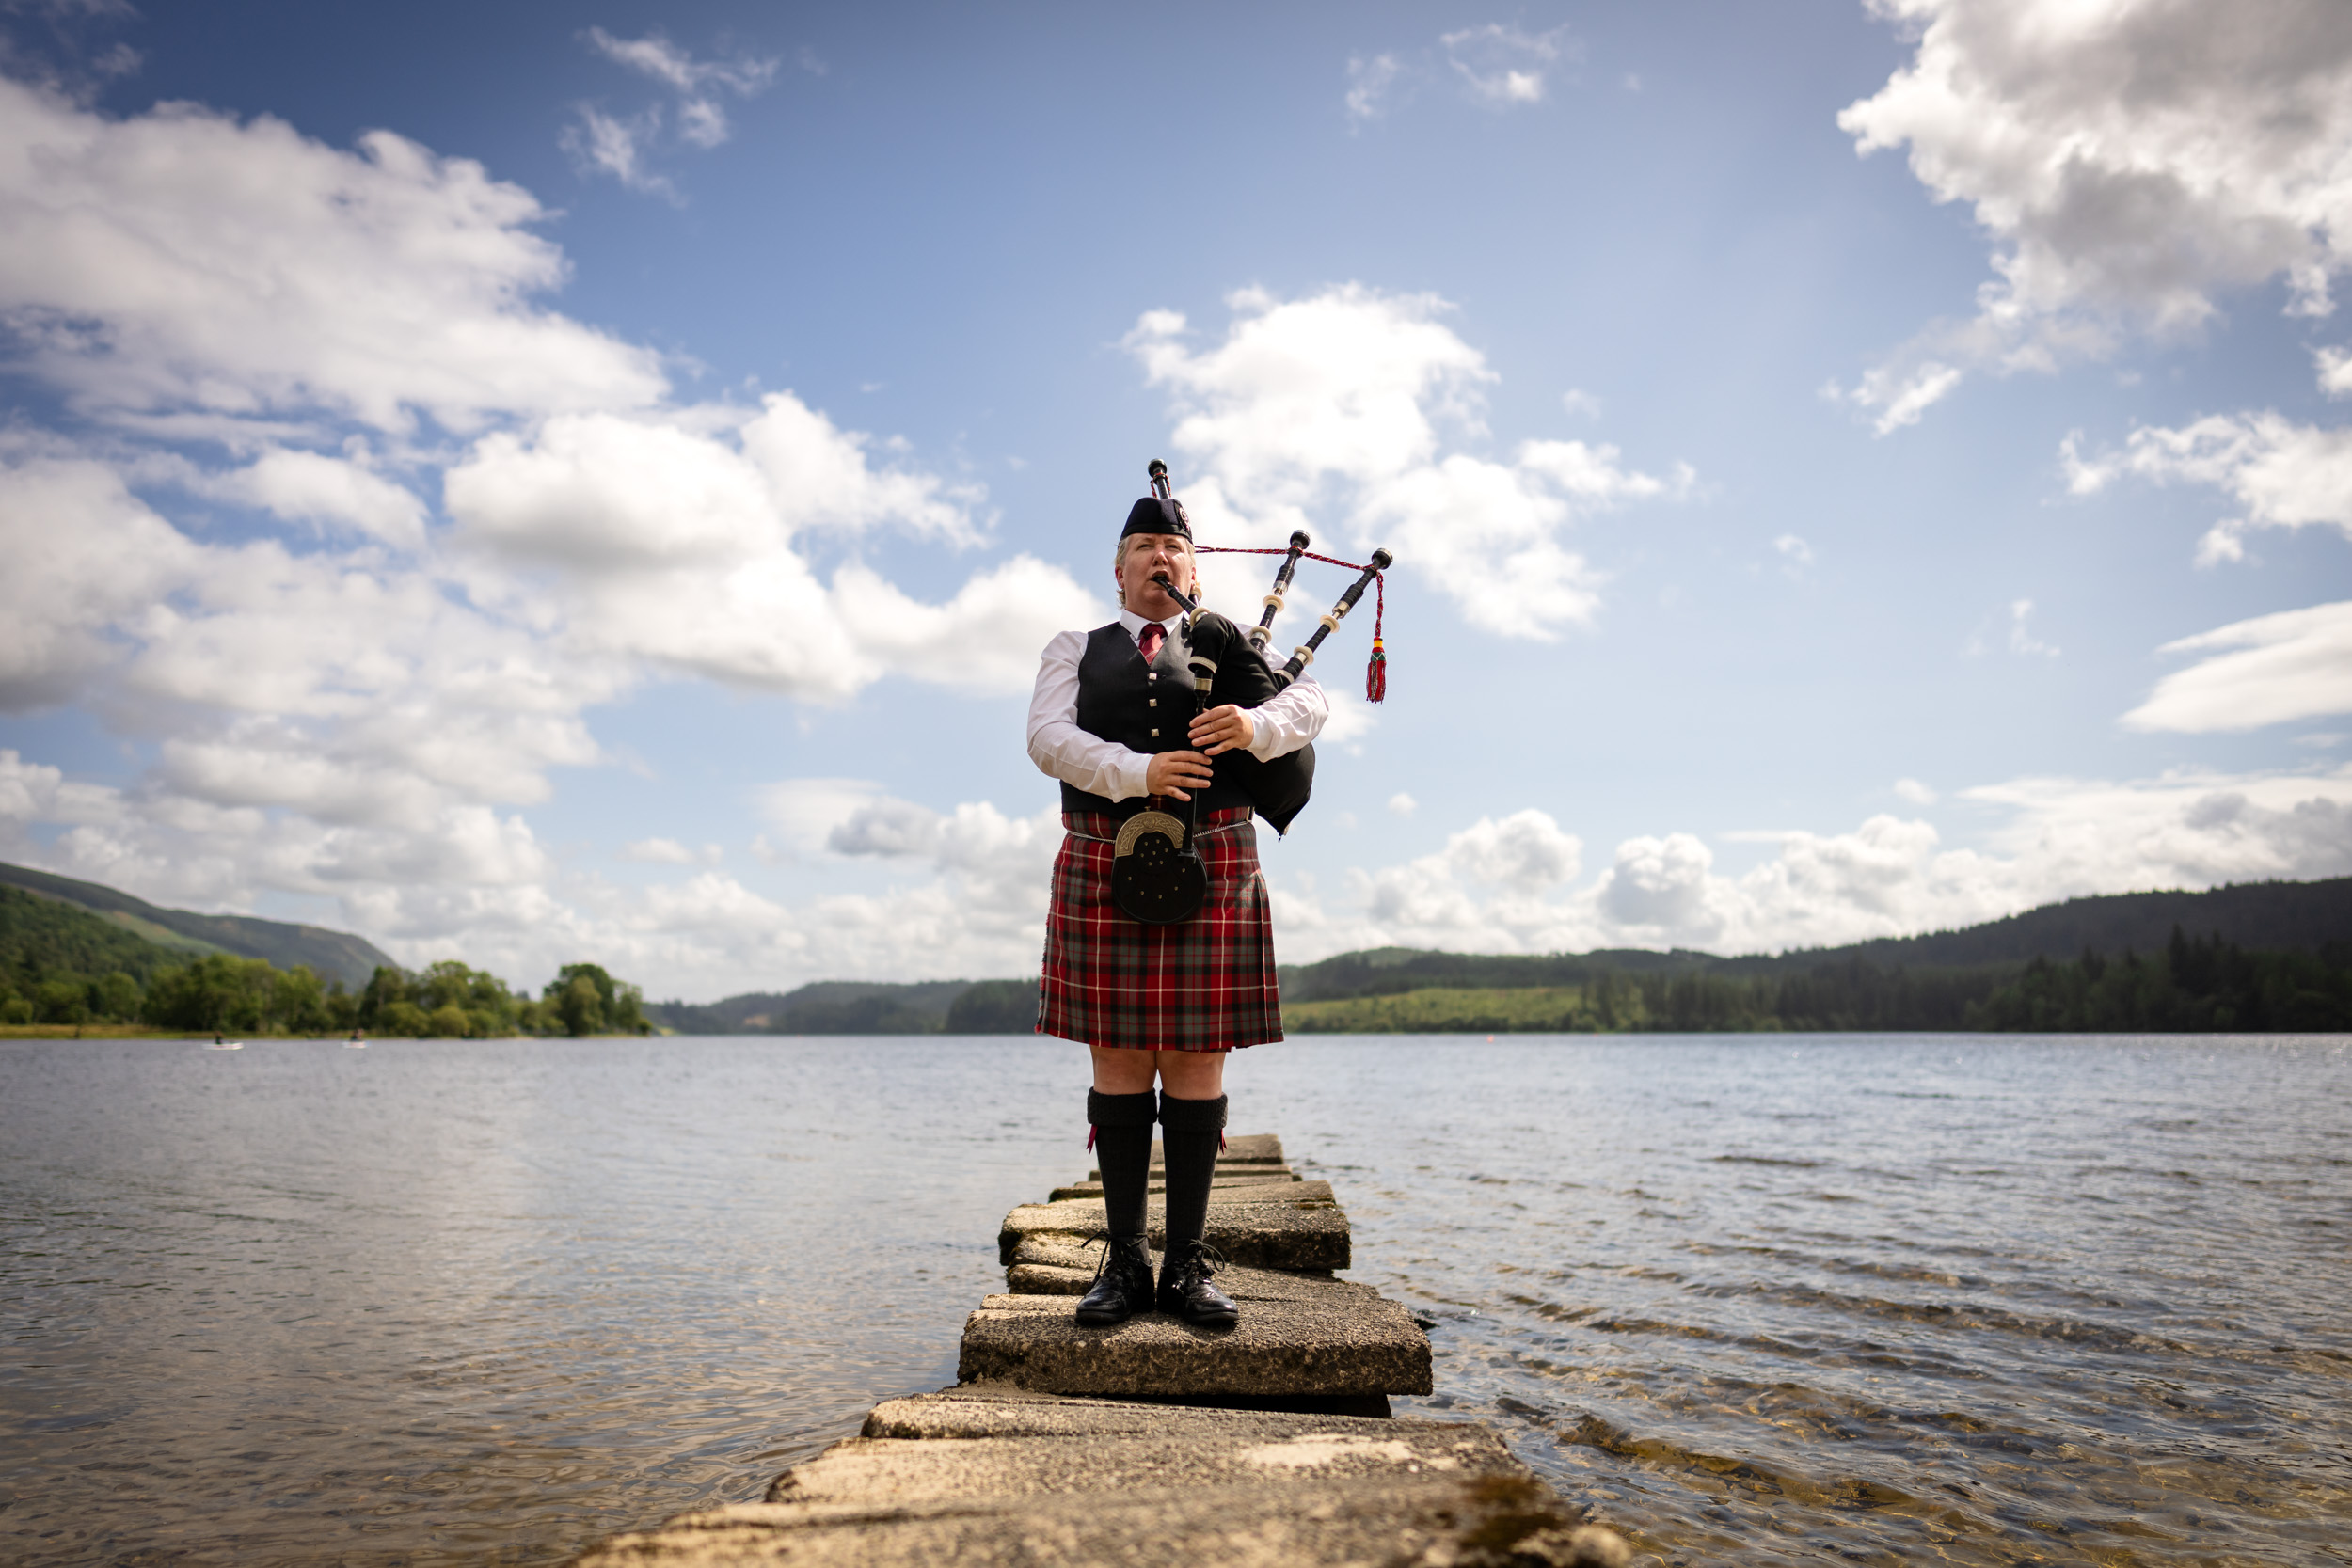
[1121,495,1191,541]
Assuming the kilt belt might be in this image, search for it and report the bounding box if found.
[1037,807,1282,1052]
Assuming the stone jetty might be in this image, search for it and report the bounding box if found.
[569,1134,1630,1567]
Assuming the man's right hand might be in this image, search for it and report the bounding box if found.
[1145,749,1216,800]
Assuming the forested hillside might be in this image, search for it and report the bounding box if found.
[0,862,396,986]
[644,979,975,1036]
[1,867,650,1037]
[1,886,202,984]
[1277,878,2352,1003]
[1283,933,2352,1034]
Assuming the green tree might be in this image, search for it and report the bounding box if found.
[541,963,648,1036]
[427,1003,470,1037]
[145,955,279,1033]
[946,978,1041,1034]
[271,966,332,1035]
[358,965,412,1029]
[36,974,90,1026]
[552,973,605,1037]
[381,1000,431,1037]
[91,971,141,1022]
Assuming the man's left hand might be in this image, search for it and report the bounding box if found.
[1189,704,1254,756]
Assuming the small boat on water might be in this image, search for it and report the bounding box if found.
[207,1040,243,1051]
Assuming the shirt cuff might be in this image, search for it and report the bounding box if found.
[1117,752,1153,799]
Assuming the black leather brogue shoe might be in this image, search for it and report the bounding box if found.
[1156,1240,1239,1327]
[1074,1234,1155,1325]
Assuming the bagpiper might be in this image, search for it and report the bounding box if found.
[1026,464,1387,1328]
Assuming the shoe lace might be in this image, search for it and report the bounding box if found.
[1187,1240,1229,1278]
[1083,1235,1152,1282]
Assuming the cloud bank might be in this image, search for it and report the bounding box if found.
[0,72,1099,989]
[1276,765,2352,961]
[1838,0,2352,429]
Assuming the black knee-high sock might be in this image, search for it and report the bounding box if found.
[1157,1092,1228,1254]
[1088,1088,1158,1240]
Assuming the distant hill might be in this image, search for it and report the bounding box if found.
[1280,945,1713,1004]
[0,884,204,984]
[1280,879,2352,1003]
[1708,878,2352,975]
[623,878,2352,1034]
[0,862,397,988]
[644,979,980,1036]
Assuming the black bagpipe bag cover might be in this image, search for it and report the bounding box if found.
[1190,610,1315,836]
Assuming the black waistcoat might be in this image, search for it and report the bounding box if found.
[1060,621,1254,821]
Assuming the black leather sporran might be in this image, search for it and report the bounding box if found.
[1111,808,1207,925]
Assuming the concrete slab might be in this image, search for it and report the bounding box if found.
[570,1471,1629,1568]
[1050,1170,1299,1201]
[768,1425,1519,1506]
[1049,1175,1325,1205]
[998,1190,1348,1273]
[957,1273,1431,1399]
[1086,1132,1285,1180]
[860,1384,1422,1441]
[1190,1132,1284,1164]
[1006,1246,1339,1298]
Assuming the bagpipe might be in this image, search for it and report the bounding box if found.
[1112,459,1393,926]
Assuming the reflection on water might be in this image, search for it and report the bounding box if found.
[3,1035,2346,1565]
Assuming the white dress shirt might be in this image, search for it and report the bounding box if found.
[1026,608,1330,802]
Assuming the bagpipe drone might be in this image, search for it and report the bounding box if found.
[1112,458,1393,926]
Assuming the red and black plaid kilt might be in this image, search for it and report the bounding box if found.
[1037,807,1281,1051]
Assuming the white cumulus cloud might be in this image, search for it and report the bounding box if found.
[0,77,1102,994]
[1128,286,1690,641]
[2064,411,2352,566]
[0,74,665,435]
[1279,764,2352,962]
[1839,0,2352,427]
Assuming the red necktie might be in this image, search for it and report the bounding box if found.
[1138,623,1165,664]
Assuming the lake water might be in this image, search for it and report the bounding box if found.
[2,1035,2346,1566]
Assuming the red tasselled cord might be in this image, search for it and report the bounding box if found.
[1196,546,1387,703]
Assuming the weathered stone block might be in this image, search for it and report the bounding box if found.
[1007,1245,1338,1296]
[997,1190,1348,1273]
[859,1384,1427,1441]
[1087,1131,1285,1180]
[956,1271,1431,1399]
[1050,1169,1299,1201]
[572,1470,1623,1568]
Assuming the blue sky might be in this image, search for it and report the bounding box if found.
[3,1,2348,999]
